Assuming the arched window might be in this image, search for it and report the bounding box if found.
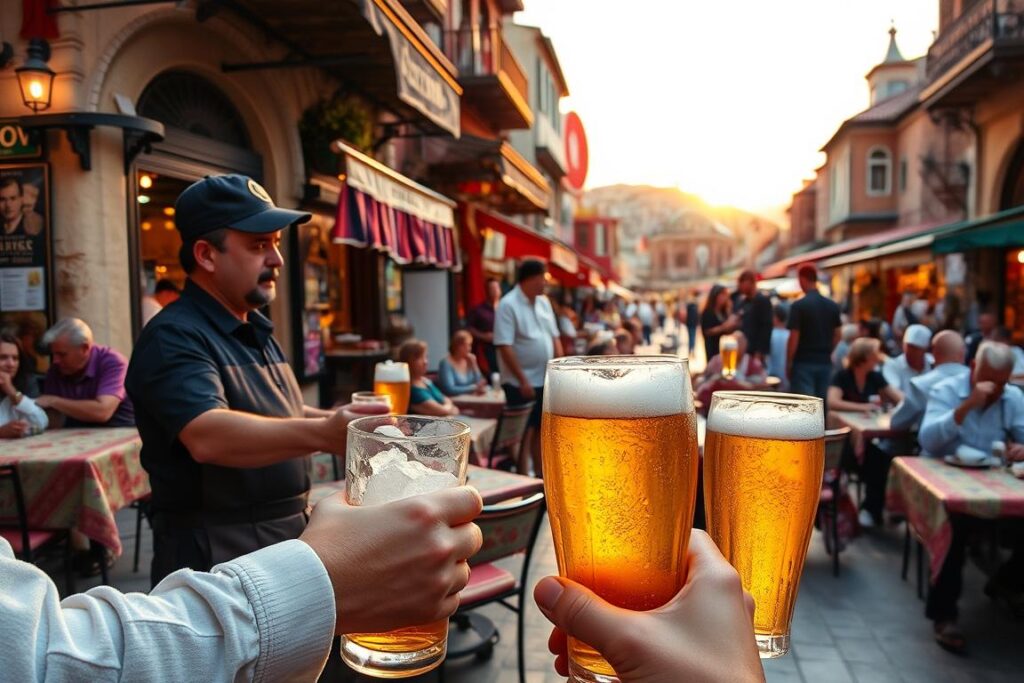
[138,70,251,148]
[867,147,892,196]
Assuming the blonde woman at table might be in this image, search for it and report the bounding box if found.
[401,340,460,417]
[437,330,486,397]
[827,337,903,529]
[0,332,48,439]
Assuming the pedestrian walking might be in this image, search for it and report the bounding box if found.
[786,263,842,403]
[733,270,773,363]
[685,292,700,357]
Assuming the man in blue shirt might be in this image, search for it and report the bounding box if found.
[918,341,1024,652]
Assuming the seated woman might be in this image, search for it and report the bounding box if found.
[0,332,48,438]
[400,339,459,417]
[827,337,904,529]
[437,330,485,397]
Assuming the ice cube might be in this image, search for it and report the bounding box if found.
[373,425,406,439]
[361,459,458,506]
[369,447,408,474]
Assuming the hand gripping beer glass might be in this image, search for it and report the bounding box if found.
[541,356,698,683]
[341,415,471,678]
[703,391,824,658]
[374,360,410,414]
[720,334,739,379]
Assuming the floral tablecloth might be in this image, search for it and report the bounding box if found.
[0,428,148,556]
[886,456,1024,582]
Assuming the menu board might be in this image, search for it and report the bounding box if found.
[0,163,52,375]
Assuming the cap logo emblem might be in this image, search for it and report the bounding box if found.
[247,179,273,204]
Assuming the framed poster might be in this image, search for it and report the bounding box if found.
[0,163,52,378]
[290,218,331,382]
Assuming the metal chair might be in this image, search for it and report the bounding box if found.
[440,491,547,683]
[131,494,152,573]
[819,427,851,577]
[485,402,534,470]
[0,464,75,595]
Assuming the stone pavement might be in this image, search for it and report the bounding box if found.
[65,503,1024,682]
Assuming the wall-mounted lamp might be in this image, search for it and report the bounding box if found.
[16,39,56,113]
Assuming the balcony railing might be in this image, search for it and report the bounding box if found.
[926,0,1024,82]
[445,26,529,105]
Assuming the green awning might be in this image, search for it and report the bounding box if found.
[933,206,1024,254]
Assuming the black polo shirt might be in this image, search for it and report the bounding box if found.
[126,280,306,515]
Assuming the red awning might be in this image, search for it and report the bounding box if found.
[471,207,589,288]
[332,143,460,270]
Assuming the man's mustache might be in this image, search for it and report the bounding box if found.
[258,270,278,284]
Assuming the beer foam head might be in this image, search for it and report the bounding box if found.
[375,360,409,382]
[707,392,823,440]
[544,356,692,418]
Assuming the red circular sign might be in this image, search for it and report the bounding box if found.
[564,111,589,191]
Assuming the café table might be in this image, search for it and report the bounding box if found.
[451,389,506,419]
[886,456,1024,582]
[0,428,148,557]
[829,410,908,463]
[310,464,544,506]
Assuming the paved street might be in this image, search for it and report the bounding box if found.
[67,502,1024,683]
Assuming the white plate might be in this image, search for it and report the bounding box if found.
[943,455,1001,469]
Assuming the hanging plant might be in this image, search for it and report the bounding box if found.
[299,93,374,175]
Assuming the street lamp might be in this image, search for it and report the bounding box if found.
[16,39,55,113]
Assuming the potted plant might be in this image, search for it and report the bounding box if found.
[299,93,374,176]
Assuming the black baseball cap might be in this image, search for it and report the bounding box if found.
[174,174,311,241]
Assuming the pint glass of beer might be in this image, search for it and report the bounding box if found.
[703,391,824,658]
[374,360,410,414]
[720,335,739,379]
[341,415,471,678]
[542,356,698,683]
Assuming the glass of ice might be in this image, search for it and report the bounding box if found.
[340,415,471,678]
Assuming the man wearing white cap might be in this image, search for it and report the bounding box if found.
[883,323,934,395]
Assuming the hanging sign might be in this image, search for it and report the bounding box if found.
[0,121,41,160]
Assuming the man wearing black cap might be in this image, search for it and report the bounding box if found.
[126,174,377,585]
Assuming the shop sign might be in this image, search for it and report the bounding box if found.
[360,0,460,137]
[550,243,578,274]
[483,229,506,261]
[0,121,41,160]
[564,112,589,191]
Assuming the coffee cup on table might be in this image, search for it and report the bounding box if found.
[955,444,988,464]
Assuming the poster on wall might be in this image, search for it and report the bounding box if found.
[290,219,331,382]
[0,163,52,378]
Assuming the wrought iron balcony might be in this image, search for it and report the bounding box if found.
[444,26,533,130]
[926,0,1024,83]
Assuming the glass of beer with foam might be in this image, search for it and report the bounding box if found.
[541,355,698,683]
[341,415,471,678]
[720,334,739,379]
[374,360,410,414]
[703,391,824,658]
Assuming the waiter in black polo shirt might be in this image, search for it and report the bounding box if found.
[127,174,376,586]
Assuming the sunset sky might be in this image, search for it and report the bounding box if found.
[515,0,939,216]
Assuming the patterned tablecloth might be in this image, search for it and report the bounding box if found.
[452,391,506,419]
[0,428,148,556]
[886,456,1024,582]
[831,410,907,461]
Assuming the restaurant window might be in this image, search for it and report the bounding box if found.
[576,226,589,249]
[135,171,190,321]
[674,252,687,268]
[899,157,908,194]
[867,147,891,196]
[385,259,404,313]
[594,223,607,256]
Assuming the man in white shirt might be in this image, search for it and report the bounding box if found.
[0,487,483,682]
[993,326,1024,375]
[917,341,1024,651]
[494,259,562,475]
[882,323,933,395]
[890,330,969,432]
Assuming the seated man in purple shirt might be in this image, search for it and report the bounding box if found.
[35,318,134,428]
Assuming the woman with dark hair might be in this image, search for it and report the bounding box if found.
[699,285,739,361]
[0,331,48,438]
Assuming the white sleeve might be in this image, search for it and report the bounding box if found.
[493,300,516,347]
[13,395,48,431]
[0,538,334,683]
[889,380,923,431]
[919,382,961,456]
[881,358,901,391]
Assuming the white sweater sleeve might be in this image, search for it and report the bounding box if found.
[12,394,48,430]
[0,538,334,683]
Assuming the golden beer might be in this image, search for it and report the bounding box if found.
[703,392,824,658]
[720,335,739,379]
[345,619,447,669]
[374,361,410,414]
[542,356,697,682]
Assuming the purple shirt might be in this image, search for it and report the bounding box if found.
[43,344,135,427]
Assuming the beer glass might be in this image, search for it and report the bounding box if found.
[720,335,739,379]
[542,356,698,683]
[703,391,824,658]
[374,360,410,414]
[341,415,471,678]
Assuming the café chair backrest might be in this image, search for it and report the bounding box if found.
[470,492,546,567]
[488,402,534,469]
[0,464,31,561]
